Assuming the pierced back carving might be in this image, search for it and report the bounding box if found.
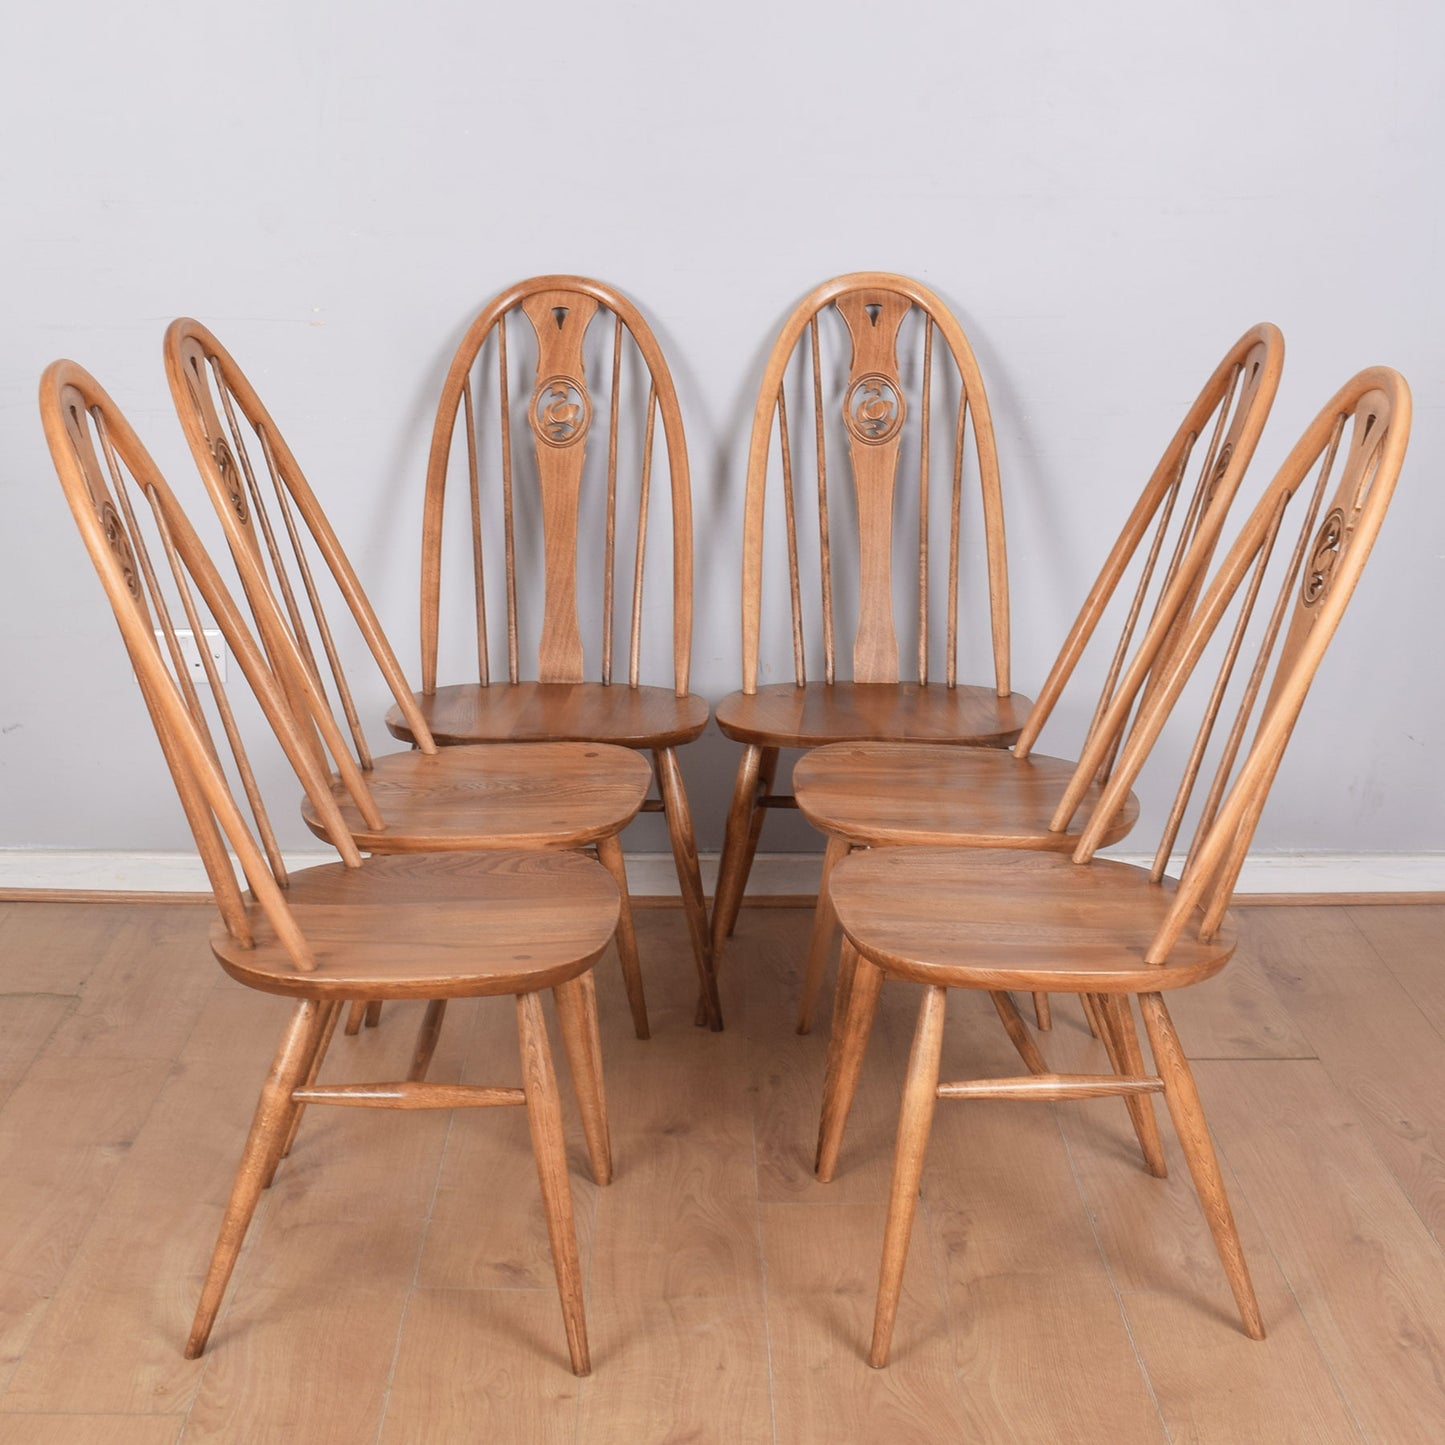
[419,276,694,694]
[165,319,440,834]
[40,360,368,973]
[1058,368,1409,960]
[1013,324,1285,781]
[740,272,1010,694]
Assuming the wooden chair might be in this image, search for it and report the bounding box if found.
[711,273,1028,969]
[41,360,617,1374]
[791,324,1285,1033]
[382,277,719,1022]
[163,318,680,1037]
[816,367,1410,1366]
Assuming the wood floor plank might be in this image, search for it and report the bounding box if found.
[1197,1057,1445,1442]
[181,993,464,1442]
[0,1055,173,1393]
[0,1415,183,1445]
[577,916,772,1443]
[1246,906,1445,1243]
[379,1288,581,1442]
[0,988,277,1414]
[918,992,1168,1443]
[1345,903,1445,1031]
[0,903,154,995]
[763,1201,970,1443]
[0,995,73,1112]
[1048,1026,1365,1442]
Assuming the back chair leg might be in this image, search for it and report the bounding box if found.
[710,745,765,956]
[732,746,779,934]
[344,1000,367,1035]
[815,945,885,1182]
[406,1000,448,1083]
[1138,992,1264,1340]
[871,984,948,1369]
[594,833,651,1040]
[1099,994,1168,1178]
[654,747,722,1031]
[1033,993,1052,1031]
[517,990,591,1376]
[989,991,1049,1074]
[188,999,327,1358]
[363,1001,383,1028]
[553,971,612,1186]
[267,999,342,1186]
[796,835,851,1035]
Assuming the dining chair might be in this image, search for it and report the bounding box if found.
[710,273,1027,977]
[791,324,1285,1034]
[42,360,617,1374]
[817,366,1410,1366]
[383,277,719,1023]
[163,318,679,1038]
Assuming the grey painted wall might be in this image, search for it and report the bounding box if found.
[1,0,1441,857]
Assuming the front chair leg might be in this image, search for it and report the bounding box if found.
[1138,992,1263,1339]
[187,999,327,1358]
[871,984,948,1369]
[594,833,650,1040]
[796,835,851,1034]
[654,747,722,1031]
[1099,994,1167,1178]
[517,990,591,1376]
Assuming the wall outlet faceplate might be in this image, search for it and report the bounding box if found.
[157,627,227,684]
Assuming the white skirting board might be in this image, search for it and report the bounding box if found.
[0,849,1441,897]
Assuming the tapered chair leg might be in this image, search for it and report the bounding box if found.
[517,990,591,1376]
[710,744,764,958]
[363,1001,383,1028]
[654,747,722,1031]
[731,745,779,936]
[1138,992,1263,1340]
[989,991,1048,1074]
[815,945,885,1182]
[871,984,948,1369]
[1033,993,1052,1031]
[1099,994,1168,1178]
[267,999,342,1186]
[553,971,612,1186]
[407,1000,448,1083]
[344,1000,367,1035]
[595,833,651,1040]
[797,835,851,1035]
[187,999,327,1358]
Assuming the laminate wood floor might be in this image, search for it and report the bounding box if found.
[1,897,1442,1443]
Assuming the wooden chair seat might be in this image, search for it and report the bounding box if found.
[300,742,652,852]
[713,682,1029,750]
[386,682,711,750]
[793,741,1138,849]
[828,847,1235,994]
[212,851,620,999]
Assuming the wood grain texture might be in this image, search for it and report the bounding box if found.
[829,847,1236,993]
[795,742,1140,848]
[4,899,1444,1440]
[714,681,1027,749]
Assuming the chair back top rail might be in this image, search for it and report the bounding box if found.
[41,360,374,974]
[1014,324,1285,781]
[419,275,694,695]
[739,272,1010,695]
[165,318,438,821]
[1055,367,1409,961]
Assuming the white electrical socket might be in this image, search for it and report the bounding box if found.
[157,627,228,684]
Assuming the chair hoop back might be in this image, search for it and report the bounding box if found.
[40,360,368,973]
[740,272,1010,694]
[420,275,694,695]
